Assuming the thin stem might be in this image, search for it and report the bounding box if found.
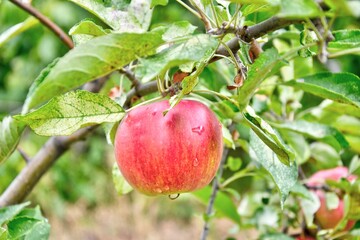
[188,0,214,31]
[17,148,31,163]
[221,172,256,188]
[193,89,239,107]
[9,0,74,49]
[220,40,240,71]
[209,0,220,28]
[328,47,360,58]
[125,96,163,113]
[200,147,229,240]
[175,0,202,20]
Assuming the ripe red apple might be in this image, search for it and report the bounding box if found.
[307,167,357,230]
[114,99,223,195]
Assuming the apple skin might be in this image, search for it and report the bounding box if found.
[307,167,357,230]
[114,100,223,195]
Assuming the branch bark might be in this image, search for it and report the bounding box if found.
[9,0,74,49]
[213,17,301,61]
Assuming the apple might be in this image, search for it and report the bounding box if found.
[307,167,357,230]
[114,99,223,195]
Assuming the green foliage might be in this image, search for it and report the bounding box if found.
[15,90,125,136]
[1,0,360,239]
[0,203,50,240]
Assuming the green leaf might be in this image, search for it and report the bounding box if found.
[69,19,108,36]
[17,206,46,221]
[15,90,125,136]
[244,106,295,165]
[299,189,320,227]
[192,186,241,223]
[280,131,310,164]
[310,142,341,168]
[222,125,235,149]
[0,202,30,226]
[329,30,360,49]
[0,228,7,240]
[283,72,360,108]
[112,163,133,195]
[278,0,321,18]
[151,0,168,7]
[7,217,40,239]
[0,17,39,48]
[325,192,340,210]
[23,31,164,111]
[136,34,217,82]
[0,117,25,164]
[69,0,152,32]
[155,21,197,42]
[320,100,360,118]
[249,130,298,207]
[271,120,349,152]
[238,48,284,110]
[227,156,242,172]
[24,221,50,240]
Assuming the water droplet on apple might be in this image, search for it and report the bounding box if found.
[164,185,170,191]
[192,125,204,135]
[168,193,180,200]
[193,158,199,167]
[155,188,162,193]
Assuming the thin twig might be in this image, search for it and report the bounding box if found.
[9,0,74,49]
[17,148,31,163]
[200,147,229,240]
[119,68,141,89]
[213,17,301,62]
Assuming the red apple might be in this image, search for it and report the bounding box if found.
[307,167,357,230]
[114,99,223,195]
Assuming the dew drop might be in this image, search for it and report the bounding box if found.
[193,158,199,167]
[168,193,180,200]
[164,185,170,191]
[192,125,205,135]
[155,188,162,193]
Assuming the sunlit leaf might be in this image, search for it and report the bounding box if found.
[329,30,360,49]
[0,17,38,48]
[0,202,30,226]
[23,31,164,111]
[238,48,284,110]
[136,34,217,82]
[272,120,348,152]
[151,0,168,7]
[112,163,133,195]
[0,117,25,164]
[16,90,125,136]
[68,0,152,32]
[283,72,360,108]
[249,130,298,207]
[278,0,320,18]
[244,106,295,165]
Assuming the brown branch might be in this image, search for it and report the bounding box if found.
[9,0,74,49]
[213,17,301,62]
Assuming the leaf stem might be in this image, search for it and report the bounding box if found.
[328,47,360,58]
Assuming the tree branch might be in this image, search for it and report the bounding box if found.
[213,17,301,61]
[9,0,74,49]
